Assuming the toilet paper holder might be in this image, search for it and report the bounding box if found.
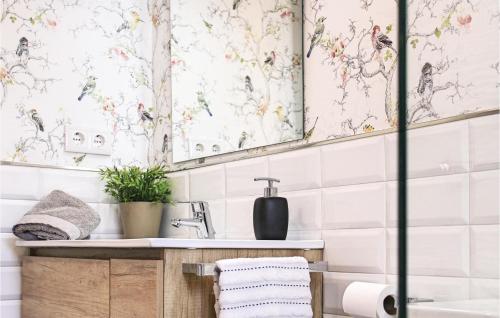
[375,295,434,316]
[406,297,434,304]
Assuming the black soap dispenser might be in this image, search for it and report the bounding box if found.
[253,177,288,240]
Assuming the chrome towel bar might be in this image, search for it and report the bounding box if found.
[182,261,328,277]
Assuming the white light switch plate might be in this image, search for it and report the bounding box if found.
[64,126,113,156]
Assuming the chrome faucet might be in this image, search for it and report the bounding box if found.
[171,201,216,239]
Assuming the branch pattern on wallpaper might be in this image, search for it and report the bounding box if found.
[303,0,498,142]
[0,0,171,168]
[0,0,498,169]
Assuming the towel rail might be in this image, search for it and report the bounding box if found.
[182,261,328,276]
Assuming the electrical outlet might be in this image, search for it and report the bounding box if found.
[89,132,112,155]
[189,138,224,158]
[65,126,112,156]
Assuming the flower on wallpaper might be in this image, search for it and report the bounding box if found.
[109,47,130,61]
[2,0,62,31]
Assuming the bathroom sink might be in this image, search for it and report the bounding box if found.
[409,299,500,318]
[16,238,324,249]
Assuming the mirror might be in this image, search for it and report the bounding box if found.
[171,0,304,162]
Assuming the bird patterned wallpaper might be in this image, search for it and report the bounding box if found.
[0,0,171,168]
[303,0,499,140]
[0,0,498,169]
[170,0,303,162]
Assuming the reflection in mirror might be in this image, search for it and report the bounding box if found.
[171,0,304,162]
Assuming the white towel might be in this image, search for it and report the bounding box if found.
[213,257,313,318]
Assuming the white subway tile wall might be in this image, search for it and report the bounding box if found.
[387,174,469,227]
[321,136,386,187]
[385,121,470,180]
[0,165,122,315]
[0,114,498,317]
[226,157,269,197]
[469,115,500,171]
[470,225,500,279]
[470,170,500,224]
[226,196,256,238]
[324,228,386,274]
[285,189,322,231]
[387,226,470,277]
[167,171,190,202]
[0,167,32,316]
[0,267,21,300]
[322,183,386,229]
[0,300,21,318]
[189,165,226,201]
[269,148,322,192]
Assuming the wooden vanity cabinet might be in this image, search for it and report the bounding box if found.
[22,256,164,318]
[22,256,110,318]
[21,247,323,318]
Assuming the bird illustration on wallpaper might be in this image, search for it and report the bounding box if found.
[73,154,87,166]
[417,63,433,102]
[303,116,318,142]
[196,91,213,117]
[162,134,168,153]
[306,16,326,58]
[116,11,143,33]
[28,109,45,132]
[371,25,393,52]
[138,102,154,122]
[245,75,254,93]
[15,37,29,61]
[238,131,248,149]
[264,51,276,66]
[274,105,294,128]
[233,0,242,10]
[77,76,97,101]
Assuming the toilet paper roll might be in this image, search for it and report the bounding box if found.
[342,282,397,318]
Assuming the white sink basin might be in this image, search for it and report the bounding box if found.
[16,238,324,249]
[409,299,500,318]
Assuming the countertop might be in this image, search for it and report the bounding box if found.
[16,238,324,249]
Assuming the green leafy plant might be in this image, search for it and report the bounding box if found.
[99,165,173,204]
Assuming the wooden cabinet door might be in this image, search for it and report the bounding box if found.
[22,256,110,318]
[110,259,164,318]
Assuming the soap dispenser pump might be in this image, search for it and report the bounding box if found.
[253,177,288,240]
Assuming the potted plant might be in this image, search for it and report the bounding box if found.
[99,165,173,239]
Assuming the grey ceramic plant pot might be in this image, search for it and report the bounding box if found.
[119,202,164,239]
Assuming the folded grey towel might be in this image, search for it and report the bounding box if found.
[12,190,101,240]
